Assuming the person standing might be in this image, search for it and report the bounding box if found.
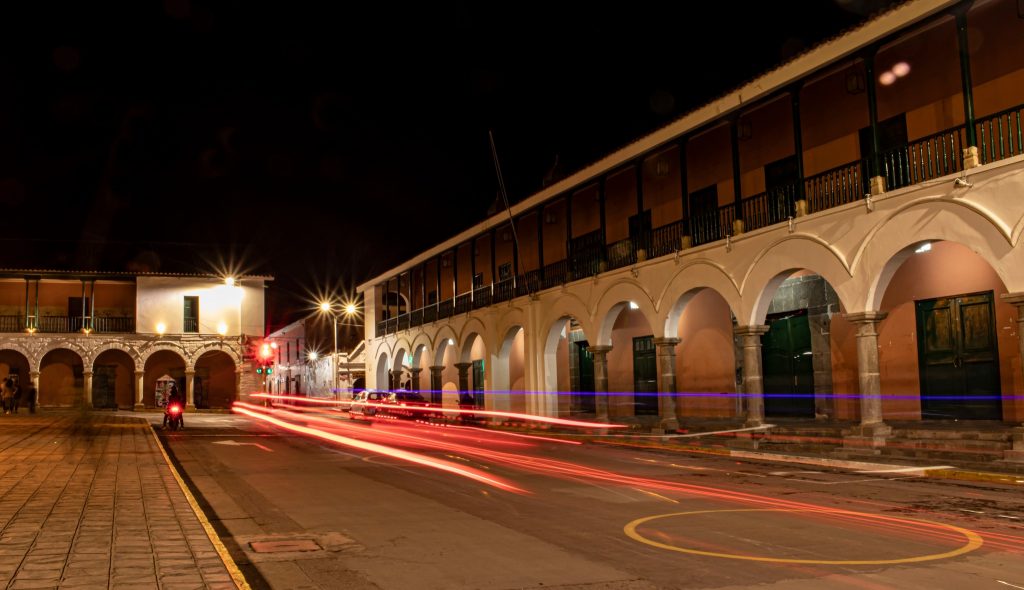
[26,385,36,414]
[1,378,14,415]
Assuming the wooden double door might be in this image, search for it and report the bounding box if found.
[916,292,1002,420]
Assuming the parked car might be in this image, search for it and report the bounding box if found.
[349,390,387,419]
[380,391,437,420]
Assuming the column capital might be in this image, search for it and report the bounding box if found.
[653,337,680,348]
[586,345,613,354]
[428,365,445,373]
[1000,292,1024,307]
[454,362,473,370]
[845,311,888,324]
[733,325,769,337]
[410,367,423,374]
[82,370,93,377]
[134,370,145,377]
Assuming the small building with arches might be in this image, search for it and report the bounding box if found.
[0,270,270,409]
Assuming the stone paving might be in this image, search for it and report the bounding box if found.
[0,412,238,590]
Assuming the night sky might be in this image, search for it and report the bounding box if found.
[0,0,897,339]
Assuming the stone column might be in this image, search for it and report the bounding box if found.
[845,311,891,448]
[134,370,145,410]
[185,370,196,410]
[587,345,612,422]
[83,370,93,408]
[30,371,40,412]
[653,337,680,432]
[235,369,243,404]
[428,365,444,405]
[454,362,472,406]
[999,294,1024,461]
[410,367,423,393]
[734,325,770,427]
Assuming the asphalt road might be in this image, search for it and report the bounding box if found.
[151,409,1024,590]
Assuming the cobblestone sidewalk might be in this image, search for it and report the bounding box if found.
[0,412,238,590]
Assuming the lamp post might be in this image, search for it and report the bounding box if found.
[318,299,360,400]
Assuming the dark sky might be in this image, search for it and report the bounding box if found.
[0,0,897,334]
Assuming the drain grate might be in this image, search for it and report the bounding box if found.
[249,539,322,553]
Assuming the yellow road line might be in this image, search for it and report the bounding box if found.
[148,424,252,590]
[624,508,983,565]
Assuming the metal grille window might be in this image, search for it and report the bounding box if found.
[183,296,199,333]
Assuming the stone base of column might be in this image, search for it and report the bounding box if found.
[842,422,892,452]
[962,145,980,169]
[868,175,886,196]
[660,418,680,433]
[134,403,145,411]
[186,404,196,411]
[1003,426,1024,462]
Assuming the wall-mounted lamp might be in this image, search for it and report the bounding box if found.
[217,321,228,336]
[845,71,865,94]
[156,322,166,336]
[544,212,558,224]
[953,176,973,189]
[737,120,752,141]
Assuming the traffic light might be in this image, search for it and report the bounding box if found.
[256,366,264,375]
[265,363,274,375]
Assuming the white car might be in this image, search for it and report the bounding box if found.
[348,390,386,419]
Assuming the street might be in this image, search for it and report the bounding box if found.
[156,408,1024,590]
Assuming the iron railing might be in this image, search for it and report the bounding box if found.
[742,183,798,233]
[184,317,199,333]
[804,160,864,214]
[472,285,492,309]
[605,237,635,270]
[977,104,1024,164]
[454,293,472,315]
[650,219,686,259]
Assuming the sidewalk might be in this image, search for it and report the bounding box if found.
[0,412,243,590]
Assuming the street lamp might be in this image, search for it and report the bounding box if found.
[318,298,361,400]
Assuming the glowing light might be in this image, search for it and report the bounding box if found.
[309,351,319,361]
[225,277,235,287]
[344,303,357,315]
[629,301,639,310]
[156,322,166,335]
[270,341,278,349]
[319,301,332,313]
[915,242,932,254]
[879,71,896,86]
[448,338,455,346]
[217,321,227,335]
[260,343,272,359]
[232,402,528,494]
[892,61,910,78]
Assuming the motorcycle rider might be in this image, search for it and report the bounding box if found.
[162,384,184,430]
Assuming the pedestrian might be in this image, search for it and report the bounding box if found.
[26,385,36,414]
[10,381,19,414]
[1,378,14,415]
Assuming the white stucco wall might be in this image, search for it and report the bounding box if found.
[137,276,262,337]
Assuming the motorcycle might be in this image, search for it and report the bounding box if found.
[165,402,184,431]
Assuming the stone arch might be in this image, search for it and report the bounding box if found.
[139,343,191,371]
[39,347,85,407]
[855,200,1019,310]
[189,341,241,370]
[85,342,142,372]
[740,236,855,325]
[92,347,137,409]
[410,332,432,368]
[659,260,742,338]
[433,324,458,366]
[460,331,486,365]
[541,294,596,347]
[36,341,87,373]
[493,324,525,412]
[194,349,237,408]
[142,348,188,408]
[0,348,32,406]
[375,351,390,391]
[593,279,659,346]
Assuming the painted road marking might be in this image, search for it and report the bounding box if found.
[631,488,679,504]
[855,466,953,474]
[997,581,1024,590]
[212,440,274,452]
[624,508,983,565]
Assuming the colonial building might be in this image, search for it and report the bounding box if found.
[266,319,367,397]
[0,270,270,409]
[358,0,1024,447]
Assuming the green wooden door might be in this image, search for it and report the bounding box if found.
[916,292,1001,420]
[633,336,658,416]
[573,341,596,414]
[92,365,117,409]
[472,359,485,409]
[762,310,815,417]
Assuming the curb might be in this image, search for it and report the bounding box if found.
[591,437,1024,485]
[148,423,252,590]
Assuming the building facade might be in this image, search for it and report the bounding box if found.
[0,271,270,409]
[266,319,367,397]
[359,0,1024,444]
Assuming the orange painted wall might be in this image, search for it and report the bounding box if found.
[739,95,796,197]
[474,235,493,284]
[607,308,653,418]
[830,313,860,420]
[800,63,869,176]
[0,352,31,400]
[40,349,83,407]
[196,350,235,408]
[456,243,472,294]
[605,167,637,243]
[571,185,600,238]
[143,350,186,407]
[495,224,515,277]
[644,145,683,228]
[516,213,540,273]
[542,200,568,263]
[969,0,1024,117]
[675,289,737,417]
[439,254,454,300]
[687,124,733,207]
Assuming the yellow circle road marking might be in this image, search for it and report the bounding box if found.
[624,509,983,565]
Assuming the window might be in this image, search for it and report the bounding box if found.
[183,296,199,333]
[498,263,512,281]
[473,273,484,289]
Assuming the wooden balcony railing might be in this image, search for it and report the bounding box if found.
[0,315,136,334]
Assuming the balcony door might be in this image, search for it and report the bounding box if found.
[68,297,89,332]
[860,114,909,190]
[689,185,720,246]
[762,309,815,418]
[183,296,199,333]
[632,336,658,416]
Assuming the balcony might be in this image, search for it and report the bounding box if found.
[0,315,136,334]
